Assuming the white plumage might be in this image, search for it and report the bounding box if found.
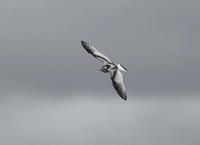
[81,41,128,100]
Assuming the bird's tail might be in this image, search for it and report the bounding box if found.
[117,64,128,72]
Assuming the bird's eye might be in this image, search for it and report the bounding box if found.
[106,65,110,69]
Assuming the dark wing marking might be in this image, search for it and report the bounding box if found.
[111,70,127,100]
[112,81,127,100]
[120,64,128,72]
[81,41,111,63]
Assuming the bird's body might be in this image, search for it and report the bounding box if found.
[81,41,128,100]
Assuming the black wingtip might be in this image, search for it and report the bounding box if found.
[120,93,127,101]
[81,40,88,49]
[81,40,85,44]
[81,40,88,47]
[123,94,127,101]
[81,40,93,54]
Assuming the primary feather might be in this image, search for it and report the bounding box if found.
[81,41,111,64]
[111,68,127,100]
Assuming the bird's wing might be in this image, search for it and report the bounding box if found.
[81,41,111,64]
[111,69,127,100]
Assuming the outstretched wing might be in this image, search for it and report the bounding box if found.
[111,69,127,100]
[81,41,111,64]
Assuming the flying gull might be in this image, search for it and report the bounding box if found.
[81,41,128,100]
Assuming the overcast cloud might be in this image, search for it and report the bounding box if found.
[0,1,200,145]
[0,0,199,95]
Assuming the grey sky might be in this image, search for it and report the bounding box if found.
[0,0,199,95]
[0,1,200,145]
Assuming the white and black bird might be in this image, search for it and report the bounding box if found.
[81,41,128,100]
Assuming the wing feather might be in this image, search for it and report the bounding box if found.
[81,41,111,63]
[111,69,127,100]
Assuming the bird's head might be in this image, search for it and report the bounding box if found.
[99,65,109,73]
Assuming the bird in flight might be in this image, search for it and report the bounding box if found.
[81,41,128,100]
